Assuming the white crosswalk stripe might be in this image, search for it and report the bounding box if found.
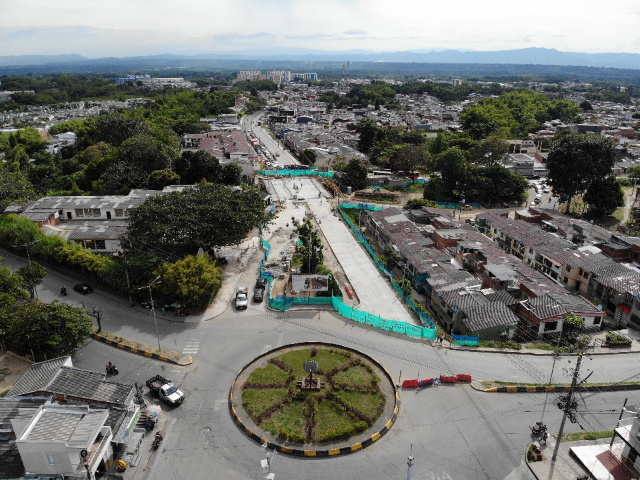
[182,340,200,355]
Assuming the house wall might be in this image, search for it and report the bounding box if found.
[18,441,75,476]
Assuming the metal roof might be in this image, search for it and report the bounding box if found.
[6,357,71,397]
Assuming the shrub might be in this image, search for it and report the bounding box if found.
[276,428,306,443]
[606,332,632,345]
[316,421,369,443]
[310,347,318,357]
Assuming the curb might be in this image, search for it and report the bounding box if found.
[229,341,399,457]
[90,333,193,366]
[477,382,640,393]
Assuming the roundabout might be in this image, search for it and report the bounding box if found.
[229,342,399,456]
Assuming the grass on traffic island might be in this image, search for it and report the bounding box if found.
[91,327,183,362]
[480,380,640,389]
[241,346,385,444]
[553,430,613,442]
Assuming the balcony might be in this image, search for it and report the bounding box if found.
[73,426,112,476]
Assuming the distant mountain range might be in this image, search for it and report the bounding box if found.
[2,48,640,70]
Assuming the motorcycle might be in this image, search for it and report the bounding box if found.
[106,364,119,375]
[152,432,163,450]
[531,422,547,435]
[61,287,67,296]
[145,418,156,432]
[218,256,228,265]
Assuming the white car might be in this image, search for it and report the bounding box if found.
[543,188,550,193]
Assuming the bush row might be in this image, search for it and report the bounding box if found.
[315,421,369,443]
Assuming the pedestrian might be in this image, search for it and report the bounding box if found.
[162,307,166,316]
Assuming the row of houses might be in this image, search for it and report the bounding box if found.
[1,356,142,479]
[364,206,603,341]
[477,207,640,326]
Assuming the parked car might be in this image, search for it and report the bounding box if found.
[253,288,265,302]
[530,202,536,207]
[236,286,248,310]
[73,283,93,295]
[146,375,185,406]
[543,188,550,193]
[461,205,474,211]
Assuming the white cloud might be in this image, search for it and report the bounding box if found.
[0,0,638,56]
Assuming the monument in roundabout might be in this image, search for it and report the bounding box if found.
[230,343,398,455]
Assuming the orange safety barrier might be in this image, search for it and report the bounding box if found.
[456,374,472,382]
[345,285,354,300]
[402,379,419,388]
[440,375,458,383]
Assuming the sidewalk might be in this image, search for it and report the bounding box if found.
[527,437,592,480]
[105,413,174,480]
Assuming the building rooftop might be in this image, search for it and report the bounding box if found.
[6,357,72,397]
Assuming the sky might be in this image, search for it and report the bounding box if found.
[1,0,640,57]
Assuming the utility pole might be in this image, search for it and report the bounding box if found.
[13,239,40,298]
[541,331,564,422]
[120,245,135,307]
[610,398,628,448]
[552,353,583,462]
[137,276,162,351]
[407,443,414,480]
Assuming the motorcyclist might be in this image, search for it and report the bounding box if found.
[154,432,163,441]
[61,286,67,295]
[107,361,115,372]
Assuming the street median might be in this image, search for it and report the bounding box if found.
[90,330,193,366]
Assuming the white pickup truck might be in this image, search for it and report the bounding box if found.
[146,375,185,406]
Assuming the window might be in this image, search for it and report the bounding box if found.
[115,209,124,217]
[594,318,601,325]
[75,208,85,218]
[566,265,571,272]
[544,321,558,331]
[74,208,100,218]
[92,208,101,217]
[583,271,589,279]
[579,268,583,276]
[563,277,568,284]
[95,240,106,250]
[84,240,95,249]
[47,454,55,465]
[529,248,534,254]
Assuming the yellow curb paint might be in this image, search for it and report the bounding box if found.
[229,393,233,402]
[236,418,242,425]
[304,450,316,457]
[394,406,399,415]
[385,419,393,429]
[131,348,138,354]
[246,428,252,436]
[351,443,362,451]
[328,449,340,456]
[159,356,168,361]
[507,386,517,393]
[371,432,381,441]
[545,386,554,392]
[117,343,125,349]
[281,446,291,453]
[485,387,497,392]
[144,351,153,357]
[526,386,536,393]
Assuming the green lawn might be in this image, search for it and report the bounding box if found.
[555,430,613,442]
[334,391,385,415]
[314,399,356,438]
[291,254,303,268]
[262,400,306,437]
[246,363,291,384]
[242,388,289,416]
[275,349,351,379]
[334,365,378,385]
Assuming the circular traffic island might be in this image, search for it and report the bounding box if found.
[230,343,398,456]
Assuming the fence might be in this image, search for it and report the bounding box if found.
[258,169,334,178]
[436,202,482,209]
[452,334,480,346]
[259,238,435,339]
[340,203,386,211]
[338,205,437,334]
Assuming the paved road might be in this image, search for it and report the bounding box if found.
[244,111,300,166]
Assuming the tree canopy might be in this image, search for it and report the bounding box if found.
[546,133,617,212]
[583,176,625,215]
[335,158,369,192]
[127,184,272,258]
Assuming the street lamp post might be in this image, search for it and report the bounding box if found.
[137,276,162,351]
[13,239,40,298]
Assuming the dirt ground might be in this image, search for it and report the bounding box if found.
[0,352,32,395]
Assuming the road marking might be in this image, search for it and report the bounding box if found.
[214,399,226,411]
[182,340,200,355]
[261,344,272,354]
